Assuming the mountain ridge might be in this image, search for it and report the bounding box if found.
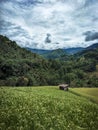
[26,43,98,59]
[26,47,84,55]
[0,35,98,87]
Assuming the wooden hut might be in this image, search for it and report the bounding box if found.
[59,84,69,91]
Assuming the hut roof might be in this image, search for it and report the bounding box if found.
[59,84,69,87]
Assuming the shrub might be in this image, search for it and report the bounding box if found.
[16,76,29,86]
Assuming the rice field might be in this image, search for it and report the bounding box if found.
[70,88,98,104]
[0,87,98,130]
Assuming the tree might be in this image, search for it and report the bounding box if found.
[64,73,77,86]
[16,76,29,86]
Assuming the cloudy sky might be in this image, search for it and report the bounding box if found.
[0,0,98,49]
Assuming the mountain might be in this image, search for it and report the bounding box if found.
[86,43,98,50]
[75,43,98,61]
[26,47,84,60]
[0,35,40,60]
[0,35,72,86]
[26,47,84,56]
[26,48,52,54]
[42,48,68,59]
[42,48,85,59]
[26,43,98,58]
[0,35,52,86]
[26,48,69,59]
[0,35,98,87]
[63,47,84,54]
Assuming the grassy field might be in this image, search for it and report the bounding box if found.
[0,87,98,130]
[70,88,98,104]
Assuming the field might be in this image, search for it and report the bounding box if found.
[70,88,98,104]
[0,87,98,130]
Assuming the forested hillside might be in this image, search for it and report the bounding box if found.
[26,47,84,59]
[75,46,98,61]
[0,35,98,87]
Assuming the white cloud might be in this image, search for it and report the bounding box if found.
[0,0,98,49]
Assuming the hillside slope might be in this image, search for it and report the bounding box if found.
[0,35,51,86]
[75,43,98,61]
[0,35,40,60]
[42,49,68,59]
[0,35,98,87]
[86,43,98,50]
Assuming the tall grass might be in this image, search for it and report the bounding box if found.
[0,87,98,130]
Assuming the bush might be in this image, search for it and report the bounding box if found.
[87,76,98,87]
[16,76,29,86]
[5,77,17,86]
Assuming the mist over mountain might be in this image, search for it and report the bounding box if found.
[0,0,98,49]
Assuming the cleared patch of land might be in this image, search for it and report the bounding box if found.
[0,87,98,130]
[70,88,98,104]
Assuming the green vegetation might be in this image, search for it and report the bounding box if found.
[0,35,98,87]
[42,48,69,59]
[70,88,98,104]
[0,87,98,130]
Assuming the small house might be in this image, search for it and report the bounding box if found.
[59,84,69,91]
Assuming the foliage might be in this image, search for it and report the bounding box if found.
[0,35,98,87]
[0,87,98,130]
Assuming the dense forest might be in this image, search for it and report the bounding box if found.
[0,35,98,87]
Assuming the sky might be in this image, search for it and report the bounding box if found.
[0,0,98,50]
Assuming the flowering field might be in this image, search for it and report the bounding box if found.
[0,87,98,130]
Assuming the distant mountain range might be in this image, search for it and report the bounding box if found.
[26,48,51,55]
[26,43,98,59]
[63,47,84,54]
[86,43,98,50]
[26,47,85,59]
[26,47,84,55]
[75,43,98,61]
[42,49,68,59]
